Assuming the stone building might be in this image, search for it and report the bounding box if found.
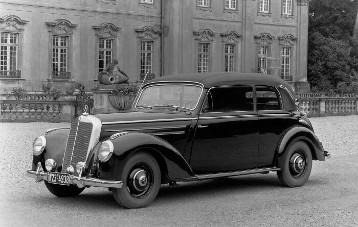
[0,0,309,93]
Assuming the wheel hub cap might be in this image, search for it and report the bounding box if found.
[289,153,306,176]
[128,168,151,197]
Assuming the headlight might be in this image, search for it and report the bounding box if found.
[33,136,46,156]
[98,140,114,162]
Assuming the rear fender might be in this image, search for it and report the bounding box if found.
[277,126,325,161]
[108,132,194,181]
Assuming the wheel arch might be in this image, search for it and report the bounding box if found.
[277,126,325,161]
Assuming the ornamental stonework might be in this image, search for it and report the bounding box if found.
[46,19,77,35]
[92,23,120,38]
[254,33,274,45]
[278,34,297,45]
[135,26,161,40]
[193,29,216,41]
[220,31,241,43]
[0,15,28,32]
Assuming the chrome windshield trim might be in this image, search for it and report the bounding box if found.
[134,82,204,111]
[102,118,196,125]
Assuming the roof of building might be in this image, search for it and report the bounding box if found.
[148,72,294,93]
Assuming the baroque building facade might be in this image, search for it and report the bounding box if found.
[0,0,309,92]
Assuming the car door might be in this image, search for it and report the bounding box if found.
[190,85,259,174]
[256,85,296,167]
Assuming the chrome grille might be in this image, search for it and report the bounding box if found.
[62,119,93,176]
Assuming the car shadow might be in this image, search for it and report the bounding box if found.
[32,173,327,209]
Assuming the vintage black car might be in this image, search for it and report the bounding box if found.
[27,72,330,208]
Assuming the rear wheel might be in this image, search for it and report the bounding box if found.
[277,141,312,187]
[112,152,161,209]
[44,181,85,197]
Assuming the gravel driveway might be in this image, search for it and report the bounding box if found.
[0,116,357,226]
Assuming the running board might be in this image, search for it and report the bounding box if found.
[181,167,281,182]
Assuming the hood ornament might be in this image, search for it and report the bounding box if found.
[82,105,89,116]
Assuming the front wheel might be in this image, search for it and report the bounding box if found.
[44,181,85,197]
[112,152,161,209]
[277,141,312,187]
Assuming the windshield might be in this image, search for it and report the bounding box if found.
[136,83,203,111]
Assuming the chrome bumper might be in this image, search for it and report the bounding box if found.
[324,150,331,160]
[26,169,123,189]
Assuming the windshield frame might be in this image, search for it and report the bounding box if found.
[134,82,204,111]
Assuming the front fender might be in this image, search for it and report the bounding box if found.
[278,126,325,161]
[32,128,70,170]
[101,132,194,181]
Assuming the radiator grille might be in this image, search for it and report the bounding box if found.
[62,119,93,176]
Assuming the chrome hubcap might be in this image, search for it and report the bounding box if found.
[127,166,152,197]
[289,153,306,177]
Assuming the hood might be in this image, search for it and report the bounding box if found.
[96,110,192,124]
[95,110,195,139]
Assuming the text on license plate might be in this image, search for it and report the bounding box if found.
[48,173,70,185]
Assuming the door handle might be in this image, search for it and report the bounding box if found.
[198,125,208,128]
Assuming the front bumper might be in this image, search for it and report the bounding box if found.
[27,164,123,189]
[324,150,331,160]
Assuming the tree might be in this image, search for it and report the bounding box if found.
[308,0,358,92]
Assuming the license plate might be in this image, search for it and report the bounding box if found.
[48,173,70,185]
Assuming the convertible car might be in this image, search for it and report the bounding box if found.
[27,72,330,208]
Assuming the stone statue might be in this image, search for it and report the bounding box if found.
[98,59,129,85]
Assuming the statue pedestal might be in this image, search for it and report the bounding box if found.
[92,89,119,114]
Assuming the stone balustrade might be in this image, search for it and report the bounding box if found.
[0,100,75,122]
[297,97,358,117]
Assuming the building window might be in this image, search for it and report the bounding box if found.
[225,0,237,10]
[198,43,210,73]
[281,47,291,80]
[224,44,236,72]
[198,0,210,7]
[99,38,113,72]
[52,36,69,78]
[140,41,153,75]
[0,33,19,77]
[282,0,293,15]
[258,46,268,73]
[135,26,161,81]
[46,19,77,80]
[259,0,270,13]
[0,15,28,79]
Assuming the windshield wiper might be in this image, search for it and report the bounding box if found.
[153,104,192,112]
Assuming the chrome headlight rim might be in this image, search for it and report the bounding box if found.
[33,136,46,156]
[98,140,114,162]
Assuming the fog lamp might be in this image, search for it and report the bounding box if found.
[98,140,114,162]
[33,136,46,156]
[66,165,74,174]
[76,162,86,174]
[45,159,57,172]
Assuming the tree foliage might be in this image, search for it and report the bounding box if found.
[308,0,358,92]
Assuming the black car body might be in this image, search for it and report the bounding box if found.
[27,72,330,208]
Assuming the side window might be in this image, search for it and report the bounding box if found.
[202,86,254,112]
[255,86,281,111]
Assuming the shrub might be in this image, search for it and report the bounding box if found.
[11,87,28,100]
